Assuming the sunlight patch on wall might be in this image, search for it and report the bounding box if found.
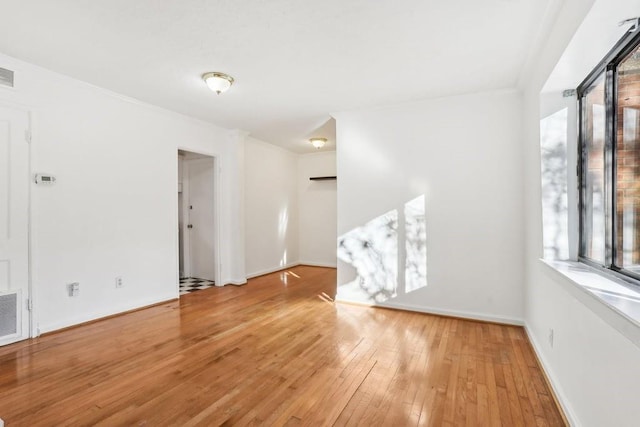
[337,195,428,304]
[405,195,427,292]
[540,108,570,260]
[278,206,289,240]
[337,210,398,303]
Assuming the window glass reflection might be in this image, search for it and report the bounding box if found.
[581,74,606,262]
[616,45,640,271]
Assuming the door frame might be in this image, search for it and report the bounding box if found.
[0,100,35,339]
[176,148,221,289]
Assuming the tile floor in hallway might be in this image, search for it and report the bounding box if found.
[179,277,215,295]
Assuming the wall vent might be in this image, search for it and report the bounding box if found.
[0,292,18,338]
[0,67,15,88]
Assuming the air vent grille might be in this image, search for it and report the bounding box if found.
[0,292,17,337]
[0,68,14,88]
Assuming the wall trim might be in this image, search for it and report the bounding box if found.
[39,293,177,334]
[524,325,578,426]
[297,260,337,268]
[245,262,300,279]
[336,297,524,326]
[245,262,337,280]
[540,259,640,349]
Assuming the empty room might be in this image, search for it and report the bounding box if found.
[0,0,639,425]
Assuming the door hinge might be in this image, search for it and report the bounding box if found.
[24,130,32,144]
[26,298,33,311]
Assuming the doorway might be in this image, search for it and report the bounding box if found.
[0,104,31,345]
[178,150,219,296]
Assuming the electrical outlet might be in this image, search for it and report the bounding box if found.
[548,328,554,348]
[67,282,79,297]
[115,276,123,288]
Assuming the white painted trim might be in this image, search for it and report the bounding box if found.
[331,87,520,119]
[176,148,222,288]
[245,262,300,279]
[524,325,579,427]
[540,259,640,349]
[39,293,177,334]
[27,110,35,338]
[297,261,337,268]
[0,51,239,134]
[0,102,36,340]
[244,262,335,281]
[336,298,524,326]
[180,158,191,280]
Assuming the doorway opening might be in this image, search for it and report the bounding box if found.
[0,104,32,345]
[178,149,219,296]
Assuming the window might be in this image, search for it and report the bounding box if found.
[579,29,640,280]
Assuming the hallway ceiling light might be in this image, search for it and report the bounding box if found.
[309,137,327,149]
[202,72,234,95]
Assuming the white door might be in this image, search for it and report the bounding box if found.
[0,105,30,346]
[188,158,216,281]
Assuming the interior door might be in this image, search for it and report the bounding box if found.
[0,105,30,346]
[188,158,216,281]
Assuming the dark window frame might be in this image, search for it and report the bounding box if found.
[578,28,640,282]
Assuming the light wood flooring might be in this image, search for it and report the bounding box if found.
[0,266,565,426]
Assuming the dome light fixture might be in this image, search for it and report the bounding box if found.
[202,72,234,95]
[309,137,327,149]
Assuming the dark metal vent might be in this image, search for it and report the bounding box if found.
[0,68,14,88]
[0,293,17,337]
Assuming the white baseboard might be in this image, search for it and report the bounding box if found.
[39,293,177,334]
[524,325,578,426]
[246,261,337,280]
[337,297,524,326]
[245,262,300,279]
[297,261,337,268]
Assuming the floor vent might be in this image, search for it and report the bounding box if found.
[0,292,18,338]
[0,67,15,88]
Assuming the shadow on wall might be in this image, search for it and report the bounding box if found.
[540,107,570,260]
[337,195,427,303]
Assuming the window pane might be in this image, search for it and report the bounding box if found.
[615,44,640,271]
[581,74,606,262]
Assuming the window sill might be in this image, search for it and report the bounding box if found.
[540,259,640,348]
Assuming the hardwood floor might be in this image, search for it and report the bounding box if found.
[0,266,565,426]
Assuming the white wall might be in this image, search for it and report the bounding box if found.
[298,151,337,267]
[522,0,640,425]
[244,136,299,277]
[335,90,524,323]
[0,52,246,333]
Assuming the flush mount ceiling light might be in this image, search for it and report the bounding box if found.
[202,72,234,95]
[309,137,327,149]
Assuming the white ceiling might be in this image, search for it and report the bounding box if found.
[0,0,553,153]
